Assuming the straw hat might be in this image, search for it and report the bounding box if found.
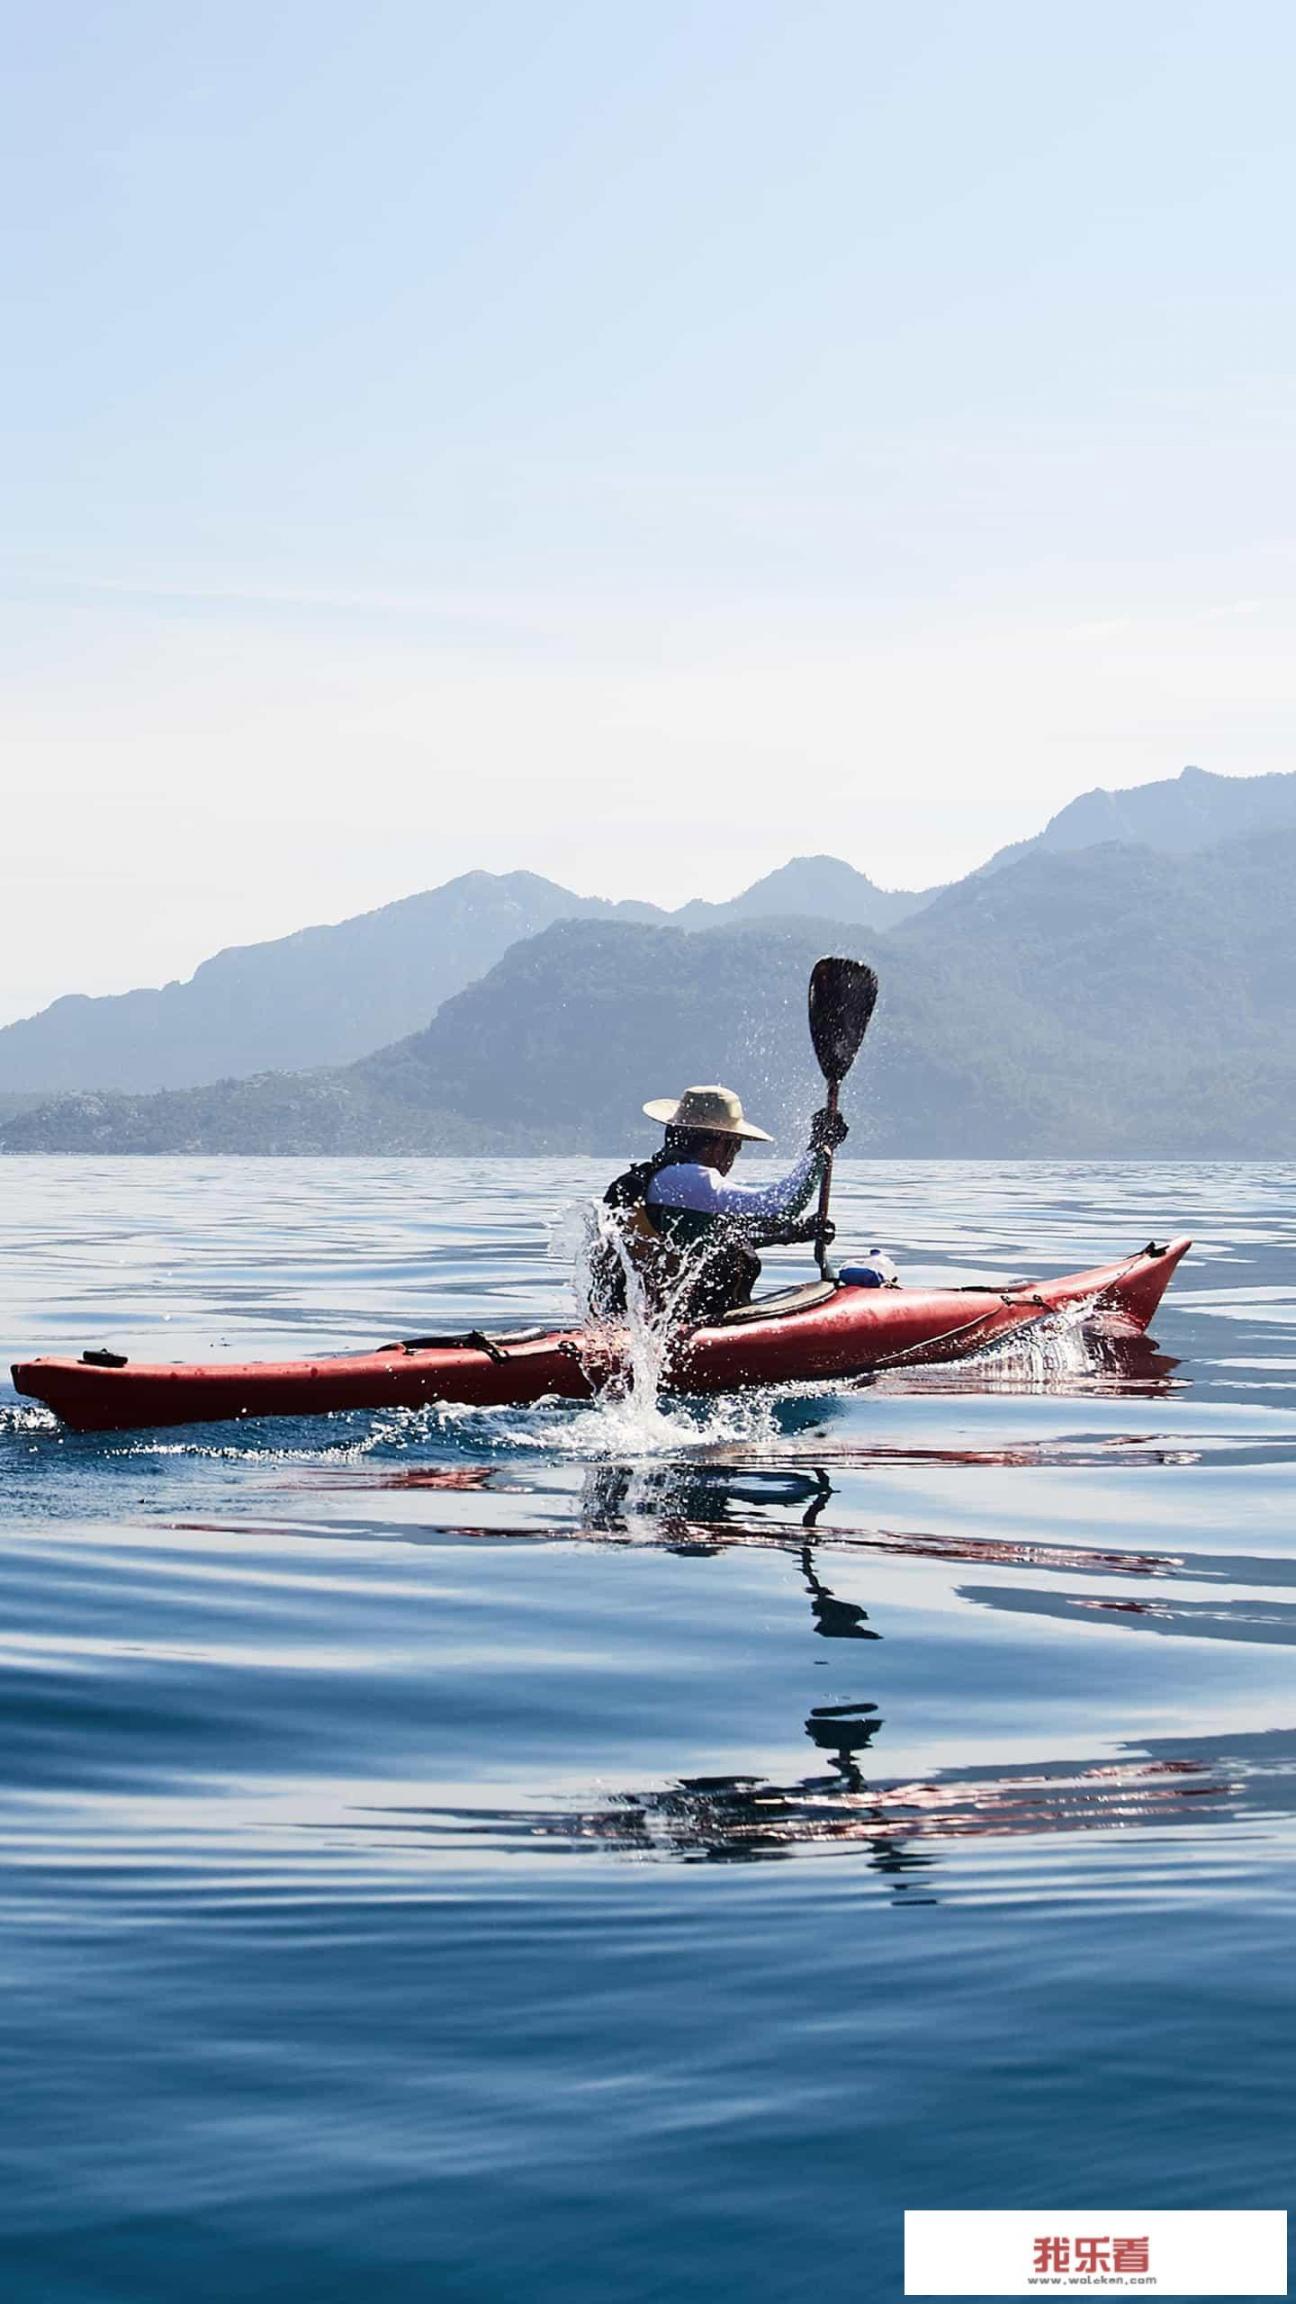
[641,1083,773,1142]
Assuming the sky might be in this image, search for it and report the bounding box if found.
[2,0,1294,1024]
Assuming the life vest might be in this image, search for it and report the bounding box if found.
[603,1151,678,1221]
[594,1155,758,1323]
[589,1153,685,1317]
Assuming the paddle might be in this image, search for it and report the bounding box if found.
[808,956,879,1278]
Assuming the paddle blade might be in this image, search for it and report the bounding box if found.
[808,957,878,1084]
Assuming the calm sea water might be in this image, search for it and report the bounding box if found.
[0,1158,1292,2303]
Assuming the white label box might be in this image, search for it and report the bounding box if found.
[904,2209,1288,2296]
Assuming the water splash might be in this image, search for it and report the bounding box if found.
[564,1198,728,1454]
[410,1195,800,1463]
[423,1379,785,1465]
[0,1401,58,1436]
[885,1295,1110,1394]
[975,1298,1102,1378]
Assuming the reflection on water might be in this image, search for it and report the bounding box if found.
[965,1581,1296,1646]
[407,1742,1258,1880]
[0,1159,1294,2304]
[330,1499,1293,1887]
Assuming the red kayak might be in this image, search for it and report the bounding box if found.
[11,1238,1190,1434]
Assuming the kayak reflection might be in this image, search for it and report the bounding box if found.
[275,1441,1294,1886]
[486,1736,1271,1879]
[399,1725,1273,1887]
[584,1463,882,1641]
[578,1461,838,1549]
[341,1461,1288,1887]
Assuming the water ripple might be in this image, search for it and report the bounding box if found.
[2,1159,1295,2300]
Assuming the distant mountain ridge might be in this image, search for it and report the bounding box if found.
[0,872,659,1097]
[0,855,925,1095]
[2,762,1294,1105]
[7,827,1295,1157]
[982,763,1296,874]
[672,855,927,931]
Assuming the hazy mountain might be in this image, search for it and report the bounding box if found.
[672,855,928,931]
[982,763,1296,875]
[355,829,1296,1155]
[886,830,1296,1150]
[0,872,662,1096]
[8,829,1295,1156]
[0,856,924,1095]
[4,764,1292,1113]
[0,918,998,1157]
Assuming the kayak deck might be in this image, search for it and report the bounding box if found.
[11,1237,1191,1435]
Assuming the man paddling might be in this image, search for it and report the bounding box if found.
[592,1084,848,1325]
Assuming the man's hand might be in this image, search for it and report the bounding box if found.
[810,1106,849,1152]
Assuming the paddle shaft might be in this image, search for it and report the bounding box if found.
[813,1079,840,1279]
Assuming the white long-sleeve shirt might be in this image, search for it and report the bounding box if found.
[646,1148,819,1226]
